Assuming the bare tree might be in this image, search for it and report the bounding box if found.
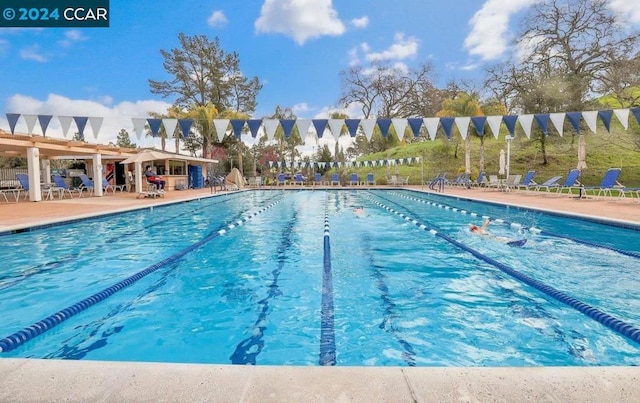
[338,62,439,118]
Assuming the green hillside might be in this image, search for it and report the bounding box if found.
[346,124,640,187]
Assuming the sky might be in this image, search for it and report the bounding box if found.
[1,0,640,151]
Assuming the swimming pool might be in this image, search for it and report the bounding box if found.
[1,189,639,366]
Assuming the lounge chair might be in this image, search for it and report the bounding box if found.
[400,176,410,186]
[448,173,463,187]
[533,175,563,194]
[515,171,537,192]
[366,173,375,186]
[583,168,625,199]
[330,173,340,186]
[313,173,324,186]
[77,174,95,196]
[349,173,359,186]
[52,174,83,198]
[550,169,582,196]
[0,186,19,202]
[276,173,287,186]
[457,173,471,188]
[473,172,486,187]
[484,175,501,191]
[102,177,125,193]
[293,173,305,186]
[502,174,522,192]
[388,175,399,186]
[428,172,446,191]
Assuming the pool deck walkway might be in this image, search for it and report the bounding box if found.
[1,185,639,402]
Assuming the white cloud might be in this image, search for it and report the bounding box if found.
[350,16,369,29]
[365,33,419,62]
[207,10,228,27]
[291,102,310,115]
[3,94,173,149]
[607,0,640,24]
[20,45,47,62]
[464,0,540,61]
[255,0,346,45]
[58,29,88,47]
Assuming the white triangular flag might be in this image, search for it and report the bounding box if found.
[131,118,146,140]
[295,119,312,142]
[454,117,471,140]
[262,119,279,141]
[518,114,534,138]
[582,111,598,134]
[59,116,74,137]
[391,118,408,141]
[423,117,440,140]
[213,119,230,142]
[549,113,566,137]
[613,108,629,130]
[486,116,502,139]
[162,118,178,138]
[23,114,38,135]
[89,117,104,139]
[328,119,344,141]
[360,119,376,141]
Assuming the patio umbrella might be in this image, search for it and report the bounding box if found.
[120,149,173,164]
[498,149,506,176]
[577,135,587,170]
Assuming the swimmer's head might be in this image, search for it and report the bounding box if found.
[469,224,479,232]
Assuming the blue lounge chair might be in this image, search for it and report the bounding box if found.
[331,173,340,186]
[516,170,537,192]
[102,177,125,193]
[584,168,625,199]
[534,176,563,194]
[77,174,95,196]
[293,173,305,186]
[15,173,30,200]
[277,173,286,186]
[52,174,83,198]
[366,173,375,186]
[448,173,463,187]
[349,173,359,186]
[551,169,582,195]
[473,172,486,187]
[313,173,324,186]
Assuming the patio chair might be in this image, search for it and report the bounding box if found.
[77,174,95,196]
[366,173,375,186]
[102,177,125,193]
[52,174,83,198]
[484,175,501,191]
[457,173,471,188]
[276,173,287,186]
[313,173,324,186]
[294,173,305,186]
[550,169,582,196]
[472,172,486,187]
[583,168,625,199]
[401,176,410,186]
[388,175,399,186]
[349,173,359,186]
[502,174,522,192]
[515,170,537,192]
[331,173,340,186]
[533,175,563,194]
[448,173,463,187]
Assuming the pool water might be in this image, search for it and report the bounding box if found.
[0,189,639,366]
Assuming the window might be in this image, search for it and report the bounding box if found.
[169,160,185,175]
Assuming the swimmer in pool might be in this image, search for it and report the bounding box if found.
[470,218,527,246]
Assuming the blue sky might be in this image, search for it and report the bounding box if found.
[1,0,639,149]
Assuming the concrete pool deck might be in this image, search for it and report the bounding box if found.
[1,185,639,401]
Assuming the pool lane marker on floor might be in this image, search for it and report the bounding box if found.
[386,191,640,260]
[364,193,640,346]
[0,197,286,353]
[319,196,336,366]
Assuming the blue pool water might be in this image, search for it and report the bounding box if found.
[0,189,639,366]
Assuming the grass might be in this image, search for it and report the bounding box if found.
[342,124,640,187]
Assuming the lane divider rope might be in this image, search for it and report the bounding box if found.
[0,197,286,353]
[319,194,336,366]
[364,193,640,346]
[387,190,640,259]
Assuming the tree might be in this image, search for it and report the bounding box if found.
[115,129,137,148]
[149,33,262,114]
[485,0,640,164]
[338,62,439,119]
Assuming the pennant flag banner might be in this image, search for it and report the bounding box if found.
[23,114,38,135]
[312,119,328,138]
[345,119,360,137]
[89,117,104,139]
[131,118,147,140]
[37,114,53,137]
[73,116,89,140]
[146,118,162,138]
[3,109,635,147]
[178,119,193,138]
[377,118,392,138]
